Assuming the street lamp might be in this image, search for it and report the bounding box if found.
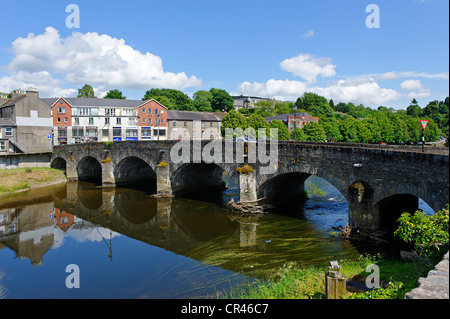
[244,97,251,139]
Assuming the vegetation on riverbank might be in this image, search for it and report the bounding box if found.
[222,204,449,299]
[0,168,67,196]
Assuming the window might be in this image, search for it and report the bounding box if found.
[58,128,67,137]
[128,118,137,125]
[57,117,61,123]
[58,107,66,114]
[143,118,146,124]
[5,128,12,136]
[126,129,138,137]
[105,118,110,125]
[0,141,5,151]
[116,118,121,125]
[148,118,152,125]
[210,122,213,128]
[184,122,187,128]
[73,128,84,137]
[102,129,109,137]
[105,108,116,116]
[161,119,164,124]
[86,129,97,137]
[173,121,177,127]
[113,128,121,137]
[155,118,159,126]
[141,128,152,137]
[74,118,79,125]
[155,109,159,115]
[148,109,152,115]
[161,109,164,114]
[142,108,146,113]
[89,118,94,125]
[64,117,69,123]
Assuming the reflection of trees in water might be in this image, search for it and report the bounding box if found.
[113,189,157,224]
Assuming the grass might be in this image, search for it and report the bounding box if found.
[0,167,67,196]
[220,254,434,299]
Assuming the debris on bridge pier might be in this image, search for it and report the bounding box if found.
[227,198,272,214]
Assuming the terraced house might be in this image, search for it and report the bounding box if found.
[43,98,169,145]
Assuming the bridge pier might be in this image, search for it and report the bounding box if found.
[156,163,173,197]
[239,171,257,203]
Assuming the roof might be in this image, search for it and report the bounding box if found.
[41,97,169,109]
[0,95,26,108]
[167,110,222,121]
[0,118,16,127]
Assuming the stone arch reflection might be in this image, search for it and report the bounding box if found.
[77,156,102,184]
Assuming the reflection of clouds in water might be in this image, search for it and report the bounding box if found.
[51,223,120,249]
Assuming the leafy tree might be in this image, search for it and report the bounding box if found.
[210,88,234,112]
[302,122,327,142]
[221,109,248,138]
[290,127,305,141]
[104,89,126,99]
[143,88,194,111]
[77,84,96,98]
[338,117,360,143]
[248,114,271,139]
[394,205,449,261]
[269,120,290,140]
[145,95,174,109]
[193,90,213,112]
[320,118,343,142]
[407,101,422,117]
[297,92,333,117]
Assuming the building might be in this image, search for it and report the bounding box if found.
[167,110,222,140]
[264,112,319,132]
[0,88,52,154]
[43,97,169,145]
[232,95,273,112]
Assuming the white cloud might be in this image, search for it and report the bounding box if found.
[279,53,336,83]
[236,77,402,106]
[400,79,431,99]
[374,71,449,81]
[400,79,424,91]
[2,26,201,95]
[301,30,314,38]
[0,71,76,97]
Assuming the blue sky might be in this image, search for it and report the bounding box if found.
[0,0,448,109]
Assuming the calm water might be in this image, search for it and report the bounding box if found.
[0,176,432,299]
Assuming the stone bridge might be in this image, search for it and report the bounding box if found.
[51,141,449,233]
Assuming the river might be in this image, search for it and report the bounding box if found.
[0,175,433,299]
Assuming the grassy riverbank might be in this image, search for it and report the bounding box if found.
[221,254,433,299]
[0,167,67,196]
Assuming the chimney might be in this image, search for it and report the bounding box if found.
[26,87,39,99]
[11,89,25,100]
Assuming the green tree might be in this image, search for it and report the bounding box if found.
[320,118,343,142]
[290,127,305,141]
[302,122,327,142]
[104,89,126,99]
[269,120,290,140]
[298,92,333,117]
[407,100,422,117]
[77,84,96,98]
[221,109,248,138]
[210,88,234,112]
[143,88,194,111]
[248,114,271,139]
[193,90,213,112]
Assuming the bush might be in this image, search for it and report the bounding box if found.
[394,204,449,260]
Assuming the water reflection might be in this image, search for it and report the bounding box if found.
[0,179,365,299]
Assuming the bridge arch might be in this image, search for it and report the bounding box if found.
[171,162,231,200]
[77,156,102,184]
[114,156,157,193]
[50,157,67,172]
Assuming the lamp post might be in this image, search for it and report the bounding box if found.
[244,97,251,139]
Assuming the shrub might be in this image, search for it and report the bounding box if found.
[394,204,449,260]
